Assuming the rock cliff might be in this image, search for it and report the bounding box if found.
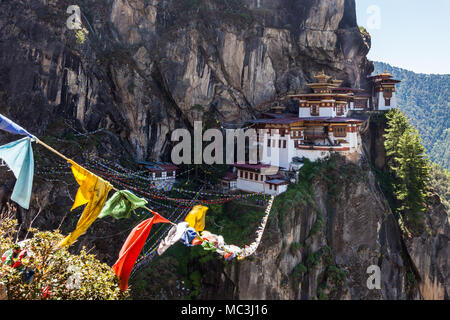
[0,0,372,161]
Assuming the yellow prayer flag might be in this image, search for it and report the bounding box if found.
[184,205,208,232]
[58,160,113,247]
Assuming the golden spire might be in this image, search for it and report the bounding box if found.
[314,70,331,83]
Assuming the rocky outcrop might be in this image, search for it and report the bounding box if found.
[214,157,419,300]
[405,194,449,300]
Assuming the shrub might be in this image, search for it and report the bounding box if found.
[0,219,128,300]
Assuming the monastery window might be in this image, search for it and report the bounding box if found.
[267,139,271,147]
[333,126,347,138]
[278,140,281,148]
[274,185,278,191]
[255,174,259,181]
[250,173,253,180]
[385,98,391,106]
[283,140,287,148]
[269,184,273,190]
[240,171,243,178]
[155,172,162,178]
[280,129,285,137]
[245,172,248,179]
[311,105,319,116]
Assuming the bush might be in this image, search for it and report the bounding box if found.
[0,219,128,300]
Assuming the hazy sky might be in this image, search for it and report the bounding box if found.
[356,0,450,74]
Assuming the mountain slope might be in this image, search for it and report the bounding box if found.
[373,61,450,169]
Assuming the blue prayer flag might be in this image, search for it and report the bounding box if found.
[0,114,32,137]
[0,137,35,209]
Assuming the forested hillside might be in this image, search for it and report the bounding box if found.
[373,62,449,169]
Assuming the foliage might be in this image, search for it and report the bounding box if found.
[290,263,306,284]
[0,219,128,300]
[205,200,267,247]
[373,62,450,169]
[289,242,303,256]
[75,28,89,45]
[384,109,431,234]
[309,211,323,236]
[429,163,450,213]
[272,157,335,228]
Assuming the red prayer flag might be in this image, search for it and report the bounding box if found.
[112,214,170,291]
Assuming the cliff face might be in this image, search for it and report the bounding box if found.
[210,157,416,300]
[0,0,372,161]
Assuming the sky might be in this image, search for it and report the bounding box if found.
[356,0,450,74]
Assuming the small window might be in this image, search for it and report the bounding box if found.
[283,140,287,148]
[278,140,281,148]
[267,139,271,147]
[274,185,278,191]
[245,172,248,179]
[255,174,259,181]
[240,171,243,178]
[333,126,347,138]
[260,175,264,181]
[250,173,253,180]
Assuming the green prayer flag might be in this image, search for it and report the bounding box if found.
[201,241,217,252]
[99,190,148,220]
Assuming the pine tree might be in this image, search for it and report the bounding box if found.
[384,109,431,234]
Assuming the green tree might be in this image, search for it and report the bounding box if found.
[384,109,431,233]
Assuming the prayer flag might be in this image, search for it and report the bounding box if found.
[58,160,113,247]
[112,214,170,291]
[99,190,148,220]
[0,137,35,209]
[184,205,208,232]
[0,114,32,137]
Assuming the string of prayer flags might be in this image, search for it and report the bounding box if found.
[58,160,113,247]
[0,114,33,137]
[184,205,208,232]
[112,213,171,291]
[176,196,275,262]
[0,137,35,209]
[99,190,148,220]
[157,222,189,255]
[235,196,274,260]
